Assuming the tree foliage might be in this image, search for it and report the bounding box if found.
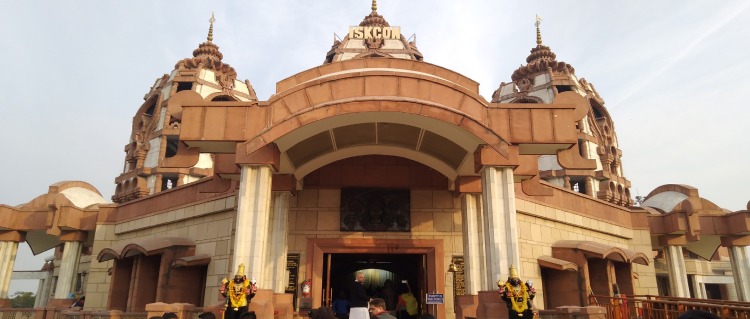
[11,291,35,308]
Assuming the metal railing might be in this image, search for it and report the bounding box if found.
[589,295,750,319]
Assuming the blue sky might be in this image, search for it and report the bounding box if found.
[1,1,749,294]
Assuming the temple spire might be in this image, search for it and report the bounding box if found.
[207,12,216,43]
[372,0,377,12]
[535,15,543,46]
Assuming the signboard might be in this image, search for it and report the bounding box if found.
[451,256,466,309]
[425,293,444,305]
[348,26,401,40]
[285,253,300,307]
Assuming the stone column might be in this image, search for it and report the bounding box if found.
[728,246,750,301]
[584,176,594,196]
[690,275,706,299]
[0,241,19,299]
[233,164,273,282]
[264,191,291,293]
[34,266,54,307]
[460,193,486,295]
[54,241,83,299]
[663,245,690,298]
[480,166,520,290]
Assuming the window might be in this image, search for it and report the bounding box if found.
[165,136,179,158]
[75,272,86,293]
[556,85,573,93]
[176,82,192,92]
[161,175,178,191]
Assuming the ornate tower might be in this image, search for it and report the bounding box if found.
[112,15,258,203]
[492,17,633,207]
[323,0,424,63]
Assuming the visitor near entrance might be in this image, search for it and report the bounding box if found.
[370,298,397,319]
[332,290,351,319]
[498,265,535,319]
[349,271,371,319]
[219,264,258,319]
[380,279,396,311]
[396,282,418,319]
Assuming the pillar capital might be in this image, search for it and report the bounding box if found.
[236,143,280,171]
[59,230,87,242]
[473,145,518,173]
[272,174,297,194]
[0,230,25,242]
[721,235,750,247]
[658,234,687,246]
[454,176,482,194]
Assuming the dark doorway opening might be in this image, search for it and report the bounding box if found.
[322,253,426,313]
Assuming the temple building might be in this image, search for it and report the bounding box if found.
[1,2,749,318]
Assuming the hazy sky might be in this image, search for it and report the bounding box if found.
[2,1,749,294]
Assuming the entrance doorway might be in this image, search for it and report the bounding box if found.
[307,238,445,318]
[321,253,426,313]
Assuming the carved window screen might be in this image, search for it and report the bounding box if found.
[340,188,410,232]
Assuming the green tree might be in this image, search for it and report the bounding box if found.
[10,291,35,308]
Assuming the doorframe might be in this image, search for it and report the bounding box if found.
[307,238,445,316]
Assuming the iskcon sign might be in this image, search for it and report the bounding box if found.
[348,26,401,39]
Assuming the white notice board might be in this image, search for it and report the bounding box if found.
[425,293,444,305]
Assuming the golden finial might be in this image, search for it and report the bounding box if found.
[535,15,543,45]
[207,12,216,42]
[372,0,377,12]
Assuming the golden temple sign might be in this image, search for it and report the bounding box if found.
[348,26,401,39]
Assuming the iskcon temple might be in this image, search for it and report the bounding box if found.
[1,2,750,319]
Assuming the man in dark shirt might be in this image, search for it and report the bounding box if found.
[349,271,370,319]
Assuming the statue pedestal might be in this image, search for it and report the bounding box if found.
[455,295,478,319]
[476,291,508,319]
[145,302,196,319]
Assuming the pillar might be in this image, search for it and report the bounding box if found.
[663,245,690,297]
[728,246,750,301]
[0,241,19,298]
[584,176,594,196]
[54,241,83,299]
[34,265,54,307]
[264,191,291,293]
[460,193,486,295]
[690,275,706,299]
[480,166,520,290]
[233,164,273,282]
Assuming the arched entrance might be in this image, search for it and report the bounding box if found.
[308,238,445,317]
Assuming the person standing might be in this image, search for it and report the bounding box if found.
[349,271,370,319]
[220,264,258,319]
[332,290,351,319]
[380,279,396,311]
[396,282,418,319]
